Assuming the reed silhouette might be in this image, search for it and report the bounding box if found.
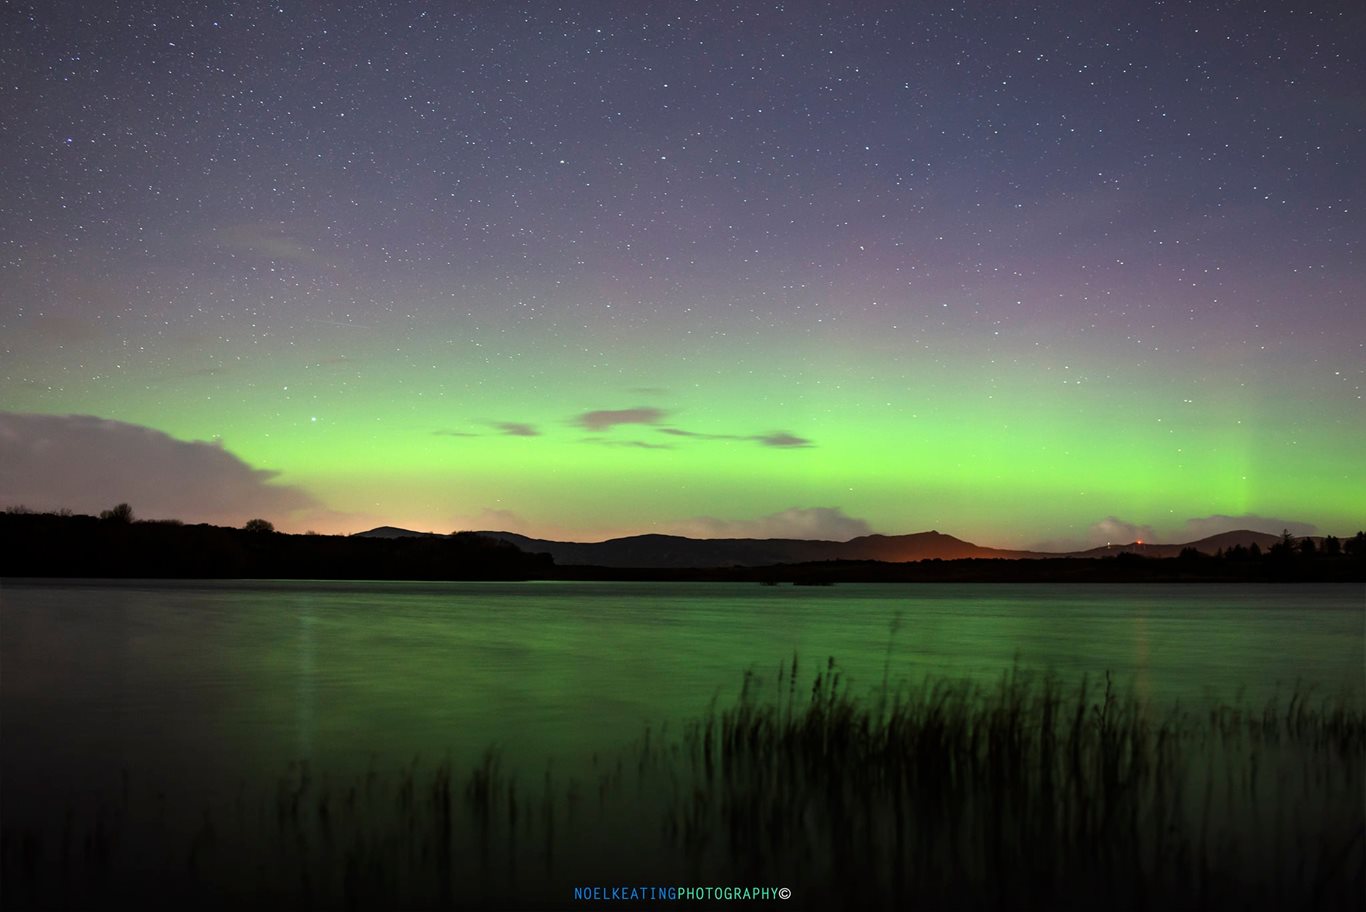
[3,660,1360,910]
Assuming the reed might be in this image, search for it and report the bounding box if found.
[663,660,1363,909]
[2,661,1361,910]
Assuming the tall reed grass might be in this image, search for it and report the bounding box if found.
[3,659,1362,909]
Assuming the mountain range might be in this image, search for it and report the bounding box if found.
[353,527,1287,568]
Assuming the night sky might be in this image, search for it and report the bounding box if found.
[2,1,1362,548]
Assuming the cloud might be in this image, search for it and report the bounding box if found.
[493,422,539,437]
[666,507,873,541]
[1087,516,1157,545]
[660,426,815,448]
[445,508,606,542]
[576,407,666,431]
[433,421,540,439]
[659,427,728,440]
[584,438,674,450]
[1177,514,1318,540]
[0,412,322,526]
[1030,515,1158,552]
[448,508,535,534]
[754,431,812,448]
[568,399,815,449]
[217,223,324,263]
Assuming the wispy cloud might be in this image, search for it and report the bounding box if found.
[573,409,813,449]
[659,426,814,448]
[576,407,667,431]
[583,438,674,450]
[449,507,534,534]
[1088,516,1157,545]
[1030,515,1158,552]
[434,420,541,439]
[216,223,326,264]
[754,431,812,448]
[666,507,872,540]
[493,422,540,437]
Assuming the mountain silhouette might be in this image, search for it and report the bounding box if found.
[1065,530,1286,559]
[465,530,1033,567]
[351,527,1297,568]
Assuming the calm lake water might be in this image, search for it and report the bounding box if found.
[2,580,1362,814]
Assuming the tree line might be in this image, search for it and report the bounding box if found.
[0,506,551,580]
[2,506,1361,582]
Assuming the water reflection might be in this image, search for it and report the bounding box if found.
[1132,608,1151,706]
[296,604,315,761]
[1,581,1361,795]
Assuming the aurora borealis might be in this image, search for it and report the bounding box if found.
[2,2,1362,548]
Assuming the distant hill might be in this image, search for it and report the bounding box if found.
[6,515,1356,582]
[356,525,444,539]
[1068,530,1285,560]
[350,526,1301,567]
[355,528,1041,567]
[480,530,1046,568]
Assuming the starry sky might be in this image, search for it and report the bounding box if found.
[2,1,1363,548]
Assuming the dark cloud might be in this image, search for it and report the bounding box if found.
[434,422,540,439]
[754,432,813,448]
[583,438,674,450]
[659,426,724,439]
[1178,514,1318,540]
[668,507,872,540]
[575,407,666,431]
[493,422,540,437]
[0,412,322,526]
[659,426,816,448]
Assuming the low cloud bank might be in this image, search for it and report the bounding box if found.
[666,507,872,541]
[1089,516,1158,546]
[1031,512,1324,552]
[0,412,321,527]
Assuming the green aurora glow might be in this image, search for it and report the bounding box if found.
[1,3,1362,547]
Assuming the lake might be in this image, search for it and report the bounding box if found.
[2,580,1363,908]
[2,580,1361,789]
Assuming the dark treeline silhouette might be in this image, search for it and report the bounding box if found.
[2,508,1361,582]
[0,509,551,580]
[556,549,1365,583]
